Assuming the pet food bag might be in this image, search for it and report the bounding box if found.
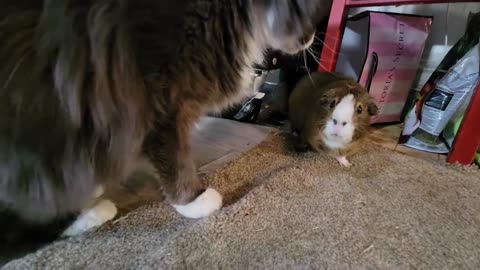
[400,43,479,153]
[399,12,480,153]
[335,11,433,124]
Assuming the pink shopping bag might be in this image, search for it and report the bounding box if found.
[335,11,433,124]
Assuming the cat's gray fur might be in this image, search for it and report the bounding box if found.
[0,0,325,232]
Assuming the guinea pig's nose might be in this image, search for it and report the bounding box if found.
[333,119,348,126]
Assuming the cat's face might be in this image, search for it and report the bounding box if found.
[254,0,324,55]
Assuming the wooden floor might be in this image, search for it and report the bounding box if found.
[192,117,274,177]
[371,124,447,162]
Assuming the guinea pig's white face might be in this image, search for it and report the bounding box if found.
[322,94,356,149]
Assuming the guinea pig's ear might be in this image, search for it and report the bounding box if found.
[328,99,336,109]
[367,100,379,116]
[321,90,339,108]
[323,96,338,109]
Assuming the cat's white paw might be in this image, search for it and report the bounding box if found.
[62,199,118,237]
[172,188,222,219]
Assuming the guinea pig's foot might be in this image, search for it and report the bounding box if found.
[294,143,309,152]
[336,156,352,168]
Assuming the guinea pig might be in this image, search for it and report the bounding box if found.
[288,72,379,167]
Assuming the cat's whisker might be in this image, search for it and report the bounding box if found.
[305,52,329,70]
[312,37,345,57]
[309,54,320,65]
[315,33,342,42]
[307,49,322,66]
[308,47,321,56]
[312,41,345,57]
[307,48,320,61]
[317,62,329,71]
[303,50,314,84]
[300,54,329,80]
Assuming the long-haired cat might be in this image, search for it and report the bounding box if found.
[0,0,325,242]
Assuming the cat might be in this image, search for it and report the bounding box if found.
[0,0,325,240]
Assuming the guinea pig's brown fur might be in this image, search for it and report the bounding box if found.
[288,72,378,166]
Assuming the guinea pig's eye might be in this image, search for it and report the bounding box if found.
[357,105,363,114]
[329,100,336,109]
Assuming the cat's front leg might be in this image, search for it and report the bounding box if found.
[62,186,118,237]
[144,114,222,219]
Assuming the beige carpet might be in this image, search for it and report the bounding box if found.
[4,133,480,270]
